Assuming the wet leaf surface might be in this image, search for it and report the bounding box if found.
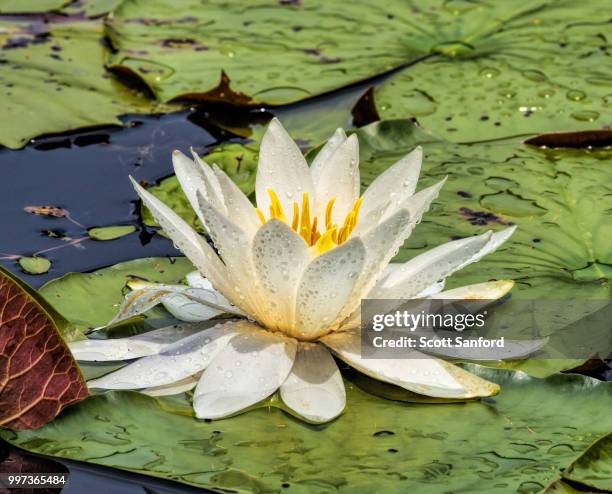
[1,365,610,492]
[367,0,612,142]
[0,0,69,13]
[0,266,87,430]
[105,0,423,105]
[87,225,136,241]
[563,434,612,491]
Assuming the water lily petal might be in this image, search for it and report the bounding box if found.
[371,230,495,299]
[321,331,499,398]
[212,164,261,238]
[312,133,360,223]
[430,280,514,300]
[252,220,310,330]
[193,322,297,419]
[129,177,229,295]
[172,150,226,229]
[295,238,366,340]
[309,127,346,180]
[88,322,238,389]
[142,373,201,397]
[185,270,211,289]
[190,148,226,213]
[280,342,345,423]
[358,146,422,231]
[161,291,225,322]
[255,118,315,216]
[69,324,203,362]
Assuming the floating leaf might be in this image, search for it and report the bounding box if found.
[0,19,156,149]
[104,0,423,105]
[365,0,611,142]
[1,366,610,492]
[0,0,69,13]
[18,256,51,275]
[142,143,258,231]
[0,266,87,430]
[563,434,612,491]
[87,225,136,241]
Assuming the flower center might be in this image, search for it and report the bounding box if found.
[256,189,362,254]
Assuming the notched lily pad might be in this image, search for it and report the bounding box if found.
[0,266,88,430]
[87,225,136,241]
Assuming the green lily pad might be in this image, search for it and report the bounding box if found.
[0,19,156,149]
[1,366,610,493]
[39,257,193,332]
[18,256,51,275]
[0,0,69,13]
[142,143,258,231]
[104,0,423,105]
[87,225,136,241]
[368,0,611,142]
[563,434,612,491]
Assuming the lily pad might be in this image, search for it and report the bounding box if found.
[142,143,258,231]
[18,256,51,275]
[0,19,155,149]
[563,434,612,491]
[366,0,611,142]
[1,366,610,492]
[87,225,136,241]
[0,0,69,13]
[39,257,193,332]
[104,0,423,104]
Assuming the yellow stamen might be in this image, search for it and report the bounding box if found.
[299,192,311,241]
[291,203,299,231]
[310,217,318,245]
[256,208,266,224]
[267,188,287,222]
[314,226,337,254]
[325,197,336,231]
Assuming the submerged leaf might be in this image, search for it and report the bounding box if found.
[87,225,136,241]
[0,267,87,430]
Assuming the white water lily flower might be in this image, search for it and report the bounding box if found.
[70,118,528,424]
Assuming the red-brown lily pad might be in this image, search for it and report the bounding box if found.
[0,267,87,430]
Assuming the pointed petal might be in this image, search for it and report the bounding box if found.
[161,291,225,322]
[88,322,238,389]
[185,271,212,289]
[358,147,422,230]
[255,118,315,216]
[430,280,514,300]
[193,322,297,419]
[69,324,203,362]
[172,150,225,228]
[142,373,201,396]
[280,343,345,423]
[190,148,226,213]
[252,220,310,330]
[129,176,229,293]
[213,164,261,238]
[321,331,499,398]
[309,127,346,179]
[371,231,494,299]
[312,133,360,222]
[295,238,366,340]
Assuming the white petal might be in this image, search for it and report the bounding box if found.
[197,192,262,318]
[69,324,202,362]
[142,373,201,396]
[252,220,310,330]
[193,322,297,419]
[255,118,315,217]
[295,238,366,340]
[162,291,225,322]
[371,231,494,299]
[88,322,238,389]
[321,331,499,398]
[280,343,345,423]
[312,133,360,222]
[190,148,226,214]
[172,150,225,228]
[129,177,229,294]
[309,128,346,179]
[358,147,422,231]
[185,271,212,290]
[430,280,514,300]
[212,164,261,238]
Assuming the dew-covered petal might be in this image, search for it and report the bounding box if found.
[280,343,345,423]
[371,231,494,300]
[430,280,514,300]
[193,322,297,419]
[142,373,201,397]
[321,331,499,398]
[295,238,366,340]
[252,220,310,330]
[87,322,238,389]
[161,291,225,322]
[255,118,315,216]
[172,150,225,228]
[309,127,346,180]
[190,148,226,214]
[312,134,360,222]
[185,271,212,290]
[129,176,229,295]
[213,164,261,238]
[358,147,422,231]
[69,324,203,362]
